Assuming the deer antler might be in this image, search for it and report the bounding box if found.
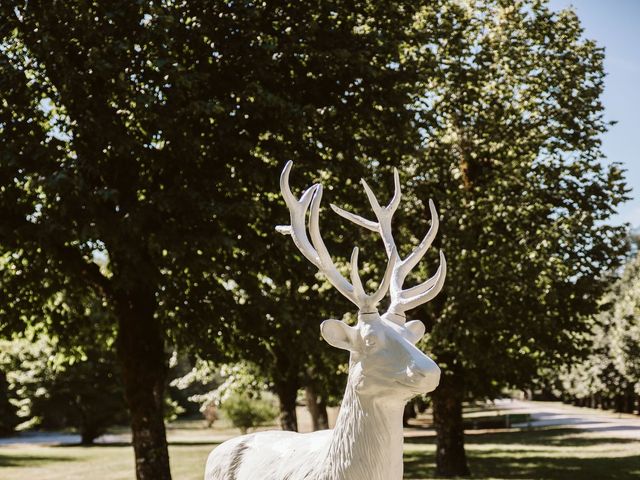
[277,161,397,313]
[330,168,446,324]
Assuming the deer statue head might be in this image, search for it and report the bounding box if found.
[205,161,446,480]
[277,161,445,403]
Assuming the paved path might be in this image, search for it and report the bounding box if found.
[2,400,639,445]
[0,429,245,446]
[495,399,640,439]
[0,431,83,446]
[0,431,124,446]
[0,404,337,446]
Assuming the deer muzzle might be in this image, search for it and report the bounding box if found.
[405,356,441,393]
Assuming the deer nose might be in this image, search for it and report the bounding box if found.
[409,357,441,391]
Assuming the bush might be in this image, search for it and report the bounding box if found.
[172,361,272,428]
[219,393,277,434]
[0,334,128,444]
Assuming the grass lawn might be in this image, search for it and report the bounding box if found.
[404,428,640,479]
[1,426,639,479]
[0,442,214,480]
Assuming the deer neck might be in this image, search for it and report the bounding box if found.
[319,362,405,480]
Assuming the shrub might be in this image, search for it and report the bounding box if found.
[219,393,277,434]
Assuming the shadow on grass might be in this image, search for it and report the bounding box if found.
[404,427,640,480]
[0,452,77,468]
[52,440,222,448]
[470,427,639,447]
[405,427,639,447]
[53,442,132,448]
[168,441,222,447]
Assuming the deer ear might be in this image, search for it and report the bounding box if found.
[321,320,358,351]
[405,320,426,344]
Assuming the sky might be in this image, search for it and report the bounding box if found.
[548,0,640,228]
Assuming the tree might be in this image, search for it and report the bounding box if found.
[0,330,128,444]
[394,1,628,474]
[620,229,640,407]
[552,251,640,413]
[0,2,432,478]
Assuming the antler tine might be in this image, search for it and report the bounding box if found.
[400,258,439,297]
[308,184,358,304]
[370,245,398,306]
[329,204,379,232]
[350,247,365,299]
[395,199,439,281]
[398,251,446,311]
[350,245,399,309]
[330,167,401,258]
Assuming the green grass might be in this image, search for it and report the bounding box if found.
[404,428,640,479]
[1,427,639,479]
[0,443,217,480]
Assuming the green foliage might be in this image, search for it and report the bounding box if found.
[0,0,427,343]
[0,334,58,430]
[395,0,629,399]
[219,392,278,434]
[551,252,640,405]
[172,361,270,418]
[0,0,432,441]
[166,352,218,418]
[0,331,128,443]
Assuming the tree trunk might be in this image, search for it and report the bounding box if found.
[305,384,329,431]
[626,390,635,414]
[0,370,18,435]
[415,396,429,414]
[79,410,100,445]
[80,428,98,445]
[275,379,298,431]
[318,396,329,430]
[403,400,417,427]
[432,372,470,477]
[116,288,171,480]
[615,394,623,413]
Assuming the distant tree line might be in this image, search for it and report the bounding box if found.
[538,241,640,415]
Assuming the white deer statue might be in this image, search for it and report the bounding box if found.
[205,161,446,480]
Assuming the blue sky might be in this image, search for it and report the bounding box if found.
[548,0,640,228]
